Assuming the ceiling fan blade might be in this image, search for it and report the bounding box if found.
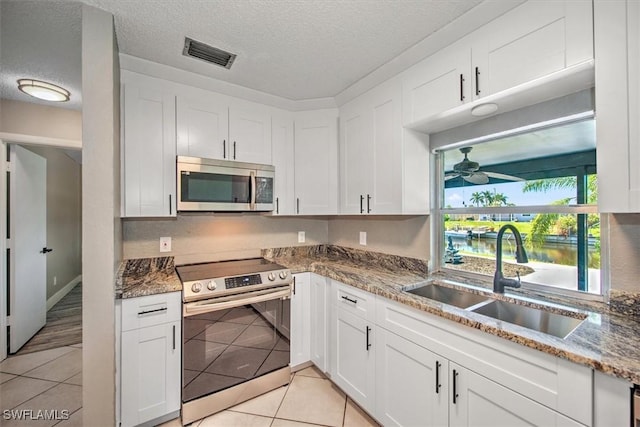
[484,171,524,182]
[463,172,489,185]
[444,173,460,181]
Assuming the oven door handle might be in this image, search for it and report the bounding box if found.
[183,286,291,316]
[250,171,256,211]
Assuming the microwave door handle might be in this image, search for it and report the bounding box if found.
[250,171,256,210]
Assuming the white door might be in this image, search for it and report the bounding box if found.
[176,94,229,160]
[228,106,271,164]
[9,145,47,353]
[290,273,310,367]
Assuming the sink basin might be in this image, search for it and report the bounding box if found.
[406,284,489,309]
[471,300,585,339]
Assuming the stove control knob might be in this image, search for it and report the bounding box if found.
[267,273,276,281]
[206,281,217,291]
[191,282,202,293]
[279,271,288,280]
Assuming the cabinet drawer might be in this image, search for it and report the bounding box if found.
[122,292,181,332]
[332,280,375,321]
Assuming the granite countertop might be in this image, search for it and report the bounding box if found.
[264,245,640,385]
[115,257,181,299]
[114,245,640,385]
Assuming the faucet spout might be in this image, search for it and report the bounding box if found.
[493,224,528,293]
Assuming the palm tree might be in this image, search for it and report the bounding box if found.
[469,192,483,207]
[522,175,598,247]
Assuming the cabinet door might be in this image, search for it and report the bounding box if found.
[333,308,375,412]
[310,274,327,372]
[402,44,470,126]
[370,81,402,214]
[229,105,271,164]
[271,115,295,215]
[449,364,578,427]
[339,101,371,214]
[472,0,593,99]
[176,94,229,160]
[628,0,640,211]
[376,328,448,427]
[121,321,181,427]
[293,110,338,215]
[290,273,311,367]
[122,81,176,217]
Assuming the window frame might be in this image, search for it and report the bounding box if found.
[431,151,609,302]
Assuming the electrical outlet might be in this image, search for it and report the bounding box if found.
[359,231,367,246]
[53,276,57,287]
[298,231,306,243]
[160,236,172,252]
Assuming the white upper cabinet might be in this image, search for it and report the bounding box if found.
[595,0,640,212]
[293,109,339,215]
[340,79,428,215]
[472,0,593,99]
[121,72,176,218]
[176,94,229,160]
[402,43,471,126]
[228,101,272,164]
[176,93,272,164]
[271,112,295,215]
[402,0,594,130]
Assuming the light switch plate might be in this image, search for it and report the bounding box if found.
[359,231,367,246]
[298,231,305,243]
[160,236,172,252]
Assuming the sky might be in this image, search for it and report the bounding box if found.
[444,181,577,208]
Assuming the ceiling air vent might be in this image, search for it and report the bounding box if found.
[183,37,236,69]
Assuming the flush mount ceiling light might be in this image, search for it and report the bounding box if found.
[471,102,498,117]
[17,79,70,102]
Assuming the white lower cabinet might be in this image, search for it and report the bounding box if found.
[309,273,328,372]
[375,327,448,427]
[449,364,583,427]
[120,292,181,427]
[290,273,311,367]
[333,306,376,411]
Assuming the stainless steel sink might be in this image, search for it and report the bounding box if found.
[470,300,585,339]
[405,283,489,309]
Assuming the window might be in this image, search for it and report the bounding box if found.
[436,117,601,295]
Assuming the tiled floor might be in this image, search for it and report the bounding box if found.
[163,365,379,427]
[0,344,83,427]
[1,345,377,427]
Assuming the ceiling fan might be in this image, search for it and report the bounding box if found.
[444,147,524,185]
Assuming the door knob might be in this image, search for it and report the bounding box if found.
[40,247,53,254]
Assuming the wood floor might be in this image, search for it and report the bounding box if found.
[16,284,82,355]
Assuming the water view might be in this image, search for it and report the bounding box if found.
[447,235,600,269]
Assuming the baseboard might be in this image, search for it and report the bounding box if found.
[47,275,82,311]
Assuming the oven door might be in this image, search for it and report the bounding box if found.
[182,285,291,404]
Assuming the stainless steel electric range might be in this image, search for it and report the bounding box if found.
[176,258,293,425]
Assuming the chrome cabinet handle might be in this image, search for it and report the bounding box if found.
[223,139,226,158]
[276,197,279,214]
[293,276,296,295]
[475,67,481,96]
[172,324,176,350]
[296,198,300,214]
[233,141,237,159]
[435,361,441,394]
[169,194,172,215]
[459,74,465,101]
[367,194,371,213]
[360,195,364,214]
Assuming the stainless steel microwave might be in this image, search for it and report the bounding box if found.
[177,156,274,212]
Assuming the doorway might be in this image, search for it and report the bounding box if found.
[4,143,82,356]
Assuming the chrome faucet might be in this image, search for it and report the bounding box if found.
[493,224,529,293]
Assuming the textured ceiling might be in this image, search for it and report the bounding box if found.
[1,1,82,110]
[1,0,482,108]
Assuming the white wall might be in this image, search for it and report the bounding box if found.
[81,4,120,424]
